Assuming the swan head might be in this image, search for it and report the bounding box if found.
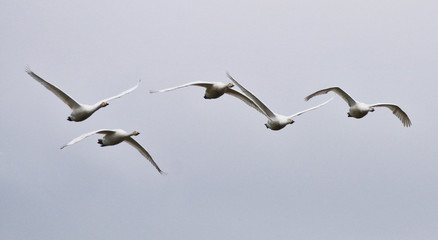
[288,119,295,125]
[369,107,375,112]
[101,102,109,107]
[133,131,140,136]
[227,82,234,88]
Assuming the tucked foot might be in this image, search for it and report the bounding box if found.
[97,139,105,147]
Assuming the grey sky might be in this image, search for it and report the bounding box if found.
[1,1,437,239]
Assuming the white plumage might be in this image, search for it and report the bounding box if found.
[227,73,333,131]
[26,67,140,122]
[305,86,412,127]
[61,129,165,174]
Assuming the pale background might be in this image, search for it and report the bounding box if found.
[1,1,437,239]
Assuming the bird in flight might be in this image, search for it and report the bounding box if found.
[304,86,412,127]
[26,67,140,122]
[227,73,333,131]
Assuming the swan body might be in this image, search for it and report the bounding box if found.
[26,67,140,122]
[61,129,164,174]
[304,86,412,127]
[227,73,333,131]
[150,81,233,99]
[150,81,264,114]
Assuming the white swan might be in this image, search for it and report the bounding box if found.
[61,129,164,174]
[304,86,412,127]
[150,81,264,114]
[26,67,140,122]
[227,73,333,131]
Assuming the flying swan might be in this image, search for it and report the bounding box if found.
[26,67,140,122]
[61,129,165,174]
[149,80,264,114]
[227,73,333,131]
[304,86,412,127]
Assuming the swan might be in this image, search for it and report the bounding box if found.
[26,67,140,122]
[227,73,333,131]
[61,129,165,174]
[149,81,264,114]
[304,86,412,127]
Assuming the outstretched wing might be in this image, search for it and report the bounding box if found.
[369,103,412,127]
[60,129,114,149]
[225,89,265,115]
[101,79,141,103]
[305,87,356,107]
[26,67,81,109]
[149,81,212,93]
[226,73,275,119]
[125,137,165,174]
[288,97,334,119]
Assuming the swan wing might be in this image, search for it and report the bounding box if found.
[26,67,81,109]
[101,79,141,103]
[369,103,412,127]
[225,89,266,115]
[226,73,275,119]
[125,137,165,174]
[305,87,356,107]
[149,81,212,93]
[288,97,334,118]
[60,129,114,149]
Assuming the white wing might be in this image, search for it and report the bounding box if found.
[26,67,81,109]
[369,103,412,127]
[226,73,275,119]
[305,87,356,107]
[101,79,141,103]
[288,97,334,119]
[60,129,114,149]
[225,89,265,115]
[149,81,213,93]
[125,137,165,174]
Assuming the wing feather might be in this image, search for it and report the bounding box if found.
[225,89,265,115]
[149,81,212,93]
[26,67,81,109]
[369,103,412,127]
[125,138,165,174]
[101,79,141,103]
[305,87,356,107]
[288,97,334,119]
[226,73,275,119]
[60,129,114,149]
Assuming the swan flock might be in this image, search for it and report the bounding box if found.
[27,68,412,174]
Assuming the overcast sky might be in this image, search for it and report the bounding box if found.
[1,1,437,239]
